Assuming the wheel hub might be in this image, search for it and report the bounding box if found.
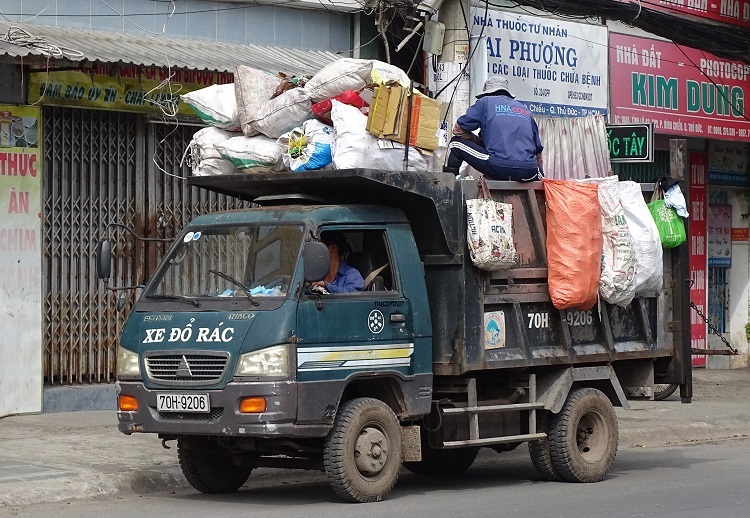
[576,411,607,462]
[354,426,389,476]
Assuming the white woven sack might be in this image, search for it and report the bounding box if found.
[188,127,238,176]
[370,60,411,88]
[577,176,637,307]
[466,183,517,271]
[619,180,663,295]
[330,101,428,171]
[277,119,335,172]
[181,84,240,131]
[215,135,283,172]
[248,88,314,139]
[234,65,280,137]
[304,58,373,102]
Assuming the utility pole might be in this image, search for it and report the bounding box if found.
[436,0,472,133]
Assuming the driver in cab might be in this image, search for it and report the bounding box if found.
[311,232,364,293]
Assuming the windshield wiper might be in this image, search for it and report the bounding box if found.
[208,269,260,307]
[147,294,201,308]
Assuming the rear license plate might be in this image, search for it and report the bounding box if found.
[156,393,210,413]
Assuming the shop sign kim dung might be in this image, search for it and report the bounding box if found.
[610,33,750,142]
[470,10,609,117]
[28,65,234,116]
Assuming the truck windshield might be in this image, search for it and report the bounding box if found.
[145,225,304,300]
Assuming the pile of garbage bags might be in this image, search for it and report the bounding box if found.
[181,59,446,176]
[544,176,670,310]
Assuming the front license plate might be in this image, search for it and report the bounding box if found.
[156,393,210,413]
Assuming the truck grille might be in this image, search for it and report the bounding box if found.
[158,408,224,421]
[144,351,230,386]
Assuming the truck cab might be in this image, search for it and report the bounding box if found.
[117,205,434,439]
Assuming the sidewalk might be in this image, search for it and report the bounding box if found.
[1,369,749,507]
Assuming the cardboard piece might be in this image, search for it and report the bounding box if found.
[395,94,441,151]
[366,84,441,151]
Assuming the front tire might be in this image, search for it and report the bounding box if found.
[323,398,402,503]
[654,383,678,401]
[549,388,618,483]
[178,437,251,494]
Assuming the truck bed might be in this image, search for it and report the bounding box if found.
[189,169,462,257]
[189,170,687,379]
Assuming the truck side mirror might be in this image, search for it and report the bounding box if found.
[303,241,330,282]
[116,291,127,311]
[96,239,113,280]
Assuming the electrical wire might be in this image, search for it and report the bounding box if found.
[0,0,374,18]
[505,0,750,65]
[434,0,489,100]
[673,42,750,124]
[98,0,175,36]
[0,1,56,23]
[0,26,84,59]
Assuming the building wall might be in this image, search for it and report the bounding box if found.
[0,0,351,52]
[712,191,750,368]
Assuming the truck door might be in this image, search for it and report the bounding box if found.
[295,228,415,421]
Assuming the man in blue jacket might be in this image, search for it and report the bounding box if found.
[446,76,543,181]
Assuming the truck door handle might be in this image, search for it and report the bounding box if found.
[390,313,406,323]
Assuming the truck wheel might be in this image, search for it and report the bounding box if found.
[323,397,402,503]
[528,410,562,481]
[404,447,478,476]
[654,383,678,401]
[178,437,251,494]
[549,388,618,483]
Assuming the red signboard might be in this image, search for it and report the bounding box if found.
[732,227,749,241]
[615,0,750,30]
[610,33,750,142]
[689,151,707,367]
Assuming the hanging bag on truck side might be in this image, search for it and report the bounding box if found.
[620,180,663,295]
[544,179,603,310]
[576,176,637,308]
[466,179,517,271]
[647,182,686,248]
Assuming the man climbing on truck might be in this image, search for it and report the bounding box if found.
[447,75,544,181]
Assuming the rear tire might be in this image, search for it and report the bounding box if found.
[528,410,562,481]
[323,398,402,503]
[549,388,618,483]
[177,437,251,494]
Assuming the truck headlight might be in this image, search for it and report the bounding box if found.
[235,345,289,377]
[117,345,141,379]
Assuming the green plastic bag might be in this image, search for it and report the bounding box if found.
[647,199,686,248]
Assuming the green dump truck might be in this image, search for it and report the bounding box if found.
[98,168,691,503]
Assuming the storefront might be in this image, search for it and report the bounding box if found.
[0,21,340,416]
[609,32,750,369]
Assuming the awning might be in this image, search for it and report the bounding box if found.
[0,22,341,76]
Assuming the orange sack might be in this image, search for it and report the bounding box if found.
[543,179,603,310]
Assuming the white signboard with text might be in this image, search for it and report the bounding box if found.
[469,10,609,117]
[0,105,43,416]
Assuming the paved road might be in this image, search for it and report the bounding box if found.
[6,438,750,518]
[2,369,749,509]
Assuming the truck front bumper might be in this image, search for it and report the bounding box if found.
[116,380,330,438]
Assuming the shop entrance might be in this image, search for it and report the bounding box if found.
[42,107,247,385]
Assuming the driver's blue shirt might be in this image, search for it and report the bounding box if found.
[324,260,364,293]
